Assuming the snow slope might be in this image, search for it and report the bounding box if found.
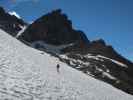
[0,29,133,100]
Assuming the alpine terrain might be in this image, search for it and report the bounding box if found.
[0,7,133,100]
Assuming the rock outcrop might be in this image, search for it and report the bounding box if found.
[0,7,27,36]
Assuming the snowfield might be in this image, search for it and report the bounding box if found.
[0,29,133,100]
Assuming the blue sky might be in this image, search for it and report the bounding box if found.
[0,0,133,61]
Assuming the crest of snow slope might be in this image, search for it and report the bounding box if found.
[0,29,133,100]
[9,11,21,19]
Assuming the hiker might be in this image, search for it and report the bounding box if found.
[56,64,60,73]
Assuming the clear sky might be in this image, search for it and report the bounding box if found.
[0,0,133,61]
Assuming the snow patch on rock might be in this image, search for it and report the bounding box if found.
[9,11,21,19]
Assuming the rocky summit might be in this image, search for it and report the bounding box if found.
[0,7,27,36]
[19,9,89,46]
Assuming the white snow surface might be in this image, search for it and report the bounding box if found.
[9,11,21,19]
[86,54,128,68]
[31,41,74,54]
[0,29,133,100]
[97,55,128,68]
[16,25,27,38]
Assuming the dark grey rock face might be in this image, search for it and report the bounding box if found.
[0,7,27,36]
[19,9,89,46]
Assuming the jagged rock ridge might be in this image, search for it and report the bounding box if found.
[0,7,27,36]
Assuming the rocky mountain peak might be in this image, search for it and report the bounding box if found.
[0,6,27,36]
[0,7,5,14]
[19,9,89,46]
[91,39,106,46]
